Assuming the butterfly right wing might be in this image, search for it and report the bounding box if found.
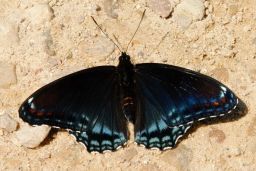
[19,66,128,152]
[133,63,239,149]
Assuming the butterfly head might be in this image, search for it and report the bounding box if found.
[119,52,132,65]
[119,52,130,63]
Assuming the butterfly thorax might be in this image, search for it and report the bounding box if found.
[117,52,134,86]
[117,52,136,122]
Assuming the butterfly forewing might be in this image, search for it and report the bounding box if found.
[19,66,128,152]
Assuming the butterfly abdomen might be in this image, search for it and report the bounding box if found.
[121,96,136,123]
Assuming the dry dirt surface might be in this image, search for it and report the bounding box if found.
[0,0,256,170]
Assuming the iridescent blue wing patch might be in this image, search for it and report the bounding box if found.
[69,129,126,152]
[134,63,238,149]
[19,66,128,153]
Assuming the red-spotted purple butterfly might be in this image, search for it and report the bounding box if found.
[19,11,239,153]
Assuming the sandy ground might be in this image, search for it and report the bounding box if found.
[0,0,256,170]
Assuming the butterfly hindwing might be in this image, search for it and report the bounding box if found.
[134,63,238,149]
[19,66,128,152]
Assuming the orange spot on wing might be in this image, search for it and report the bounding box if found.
[29,108,37,113]
[37,111,44,116]
[213,102,219,106]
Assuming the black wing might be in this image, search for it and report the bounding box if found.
[134,63,239,149]
[19,66,128,153]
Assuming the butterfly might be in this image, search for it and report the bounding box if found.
[19,51,239,153]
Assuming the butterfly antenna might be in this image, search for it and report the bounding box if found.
[125,9,146,53]
[113,34,124,51]
[91,16,122,53]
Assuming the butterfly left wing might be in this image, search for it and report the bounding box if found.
[19,66,128,152]
[133,63,239,149]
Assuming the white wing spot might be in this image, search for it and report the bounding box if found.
[28,97,34,103]
[163,146,172,150]
[175,135,182,145]
[184,126,191,133]
[30,103,36,109]
[198,118,206,121]
[220,86,227,92]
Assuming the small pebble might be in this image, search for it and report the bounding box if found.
[14,125,51,148]
[148,0,173,18]
[78,36,115,60]
[88,4,101,15]
[26,4,54,28]
[0,63,17,89]
[243,25,251,32]
[173,0,205,29]
[204,1,209,8]
[0,113,18,132]
[103,0,118,19]
[228,4,239,16]
[0,129,3,136]
[224,147,242,157]
[207,4,213,13]
[0,18,19,48]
